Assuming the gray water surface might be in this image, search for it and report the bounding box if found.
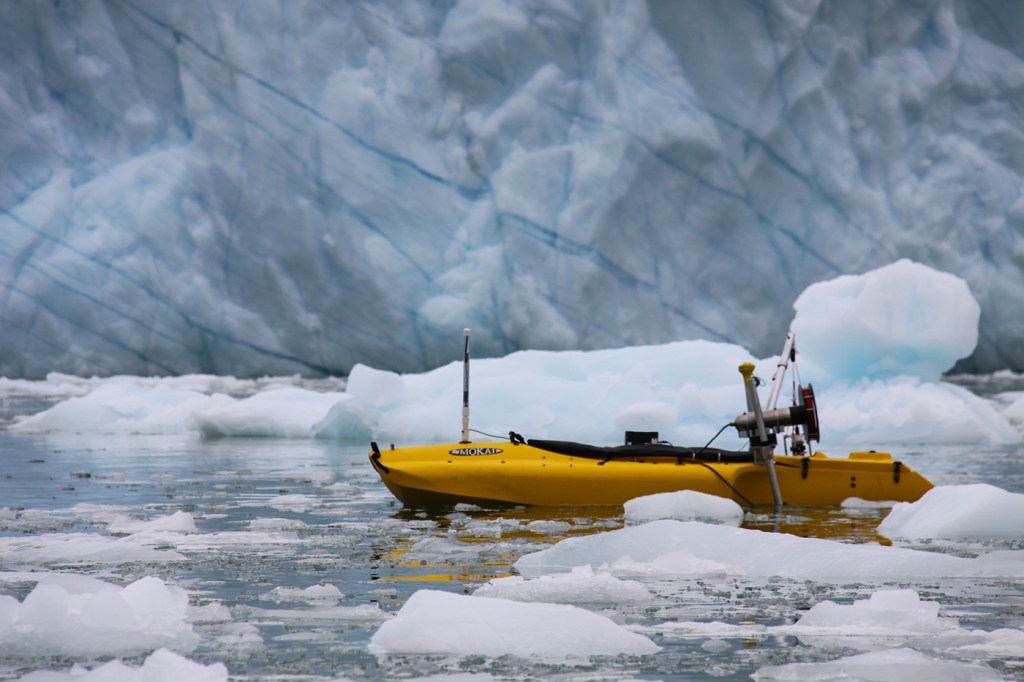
[1,421,1022,680]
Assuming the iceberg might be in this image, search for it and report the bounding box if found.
[1,2,1023,379]
[0,576,199,657]
[8,260,1021,448]
[878,484,1024,540]
[367,588,658,660]
[623,489,744,525]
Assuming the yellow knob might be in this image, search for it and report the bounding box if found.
[739,362,756,383]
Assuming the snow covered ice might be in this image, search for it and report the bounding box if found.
[2,2,1024,379]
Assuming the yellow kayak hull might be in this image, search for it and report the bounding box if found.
[369,441,934,508]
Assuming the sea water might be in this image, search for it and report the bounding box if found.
[1,398,1023,680]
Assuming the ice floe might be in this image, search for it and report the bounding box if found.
[0,576,198,657]
[623,489,744,525]
[368,589,658,660]
[751,647,1001,681]
[262,584,345,603]
[12,648,228,682]
[514,520,1024,579]
[879,484,1024,540]
[472,565,652,604]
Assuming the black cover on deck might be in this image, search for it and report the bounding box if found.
[527,439,754,463]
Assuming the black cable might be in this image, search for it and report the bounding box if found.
[687,421,755,506]
[469,428,524,443]
[695,422,734,457]
[690,459,755,507]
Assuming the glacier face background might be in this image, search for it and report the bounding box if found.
[1,0,1022,378]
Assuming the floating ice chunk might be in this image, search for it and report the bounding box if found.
[10,380,233,435]
[264,494,322,512]
[473,565,652,604]
[793,589,957,635]
[188,601,233,623]
[0,576,198,657]
[750,647,1001,681]
[604,549,744,578]
[248,518,309,532]
[879,484,1024,539]
[108,510,197,534]
[792,259,981,384]
[263,584,344,603]
[514,520,1024,579]
[368,589,658,660]
[1000,391,1024,428]
[819,377,1019,445]
[250,603,386,622]
[14,647,229,682]
[310,395,376,442]
[842,497,897,509]
[193,388,343,438]
[281,470,340,486]
[624,490,743,525]
[932,626,1024,659]
[0,533,186,566]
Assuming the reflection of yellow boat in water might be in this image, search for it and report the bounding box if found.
[369,332,934,509]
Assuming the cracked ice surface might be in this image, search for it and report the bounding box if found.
[1,2,1023,379]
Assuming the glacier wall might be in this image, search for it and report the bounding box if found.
[1,0,1022,378]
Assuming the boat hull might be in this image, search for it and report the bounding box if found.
[369,441,934,508]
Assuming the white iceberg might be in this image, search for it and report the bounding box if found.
[623,489,744,525]
[8,261,1020,449]
[879,484,1024,539]
[0,576,198,657]
[368,589,658,660]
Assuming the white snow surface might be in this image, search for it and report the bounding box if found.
[2,2,1023,379]
[367,589,658,660]
[7,261,1022,449]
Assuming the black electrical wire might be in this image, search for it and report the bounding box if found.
[685,421,756,507]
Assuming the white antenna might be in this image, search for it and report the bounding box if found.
[766,331,795,410]
[461,328,471,443]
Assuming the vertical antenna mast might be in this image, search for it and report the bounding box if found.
[461,328,471,443]
[766,332,796,411]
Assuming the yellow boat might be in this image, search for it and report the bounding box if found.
[368,331,935,508]
[369,440,932,508]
